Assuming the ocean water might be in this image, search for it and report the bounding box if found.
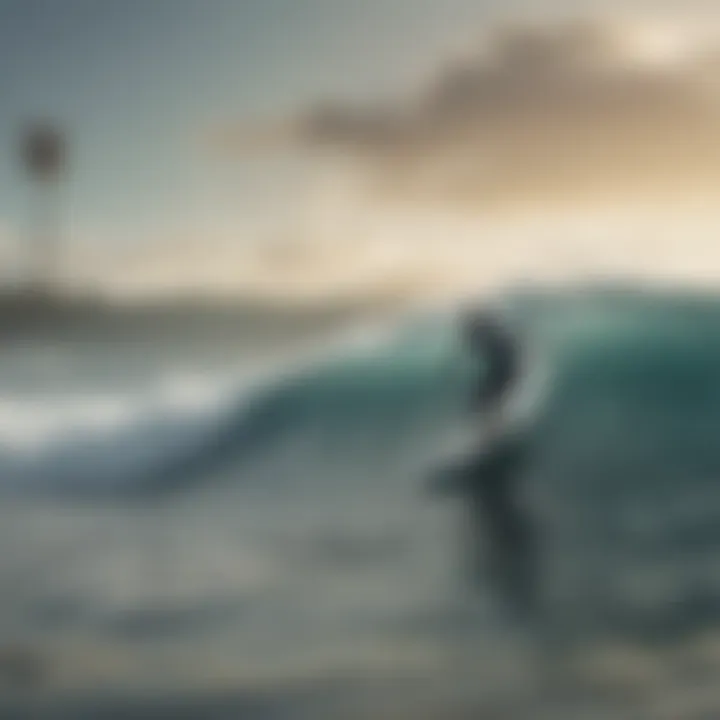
[4,286,720,718]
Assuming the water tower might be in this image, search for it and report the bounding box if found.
[20,123,67,295]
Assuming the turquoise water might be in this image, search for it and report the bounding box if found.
[4,286,720,716]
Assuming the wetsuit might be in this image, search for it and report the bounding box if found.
[463,311,519,411]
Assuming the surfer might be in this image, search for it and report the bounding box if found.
[429,310,540,622]
[464,310,519,412]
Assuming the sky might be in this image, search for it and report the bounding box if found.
[0,0,511,242]
[2,0,705,235]
[2,0,720,300]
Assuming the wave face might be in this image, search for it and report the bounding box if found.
[0,312,474,497]
[5,287,720,713]
[512,289,720,641]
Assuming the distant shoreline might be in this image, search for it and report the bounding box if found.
[0,286,410,343]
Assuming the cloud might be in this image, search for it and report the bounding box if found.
[216,17,720,209]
